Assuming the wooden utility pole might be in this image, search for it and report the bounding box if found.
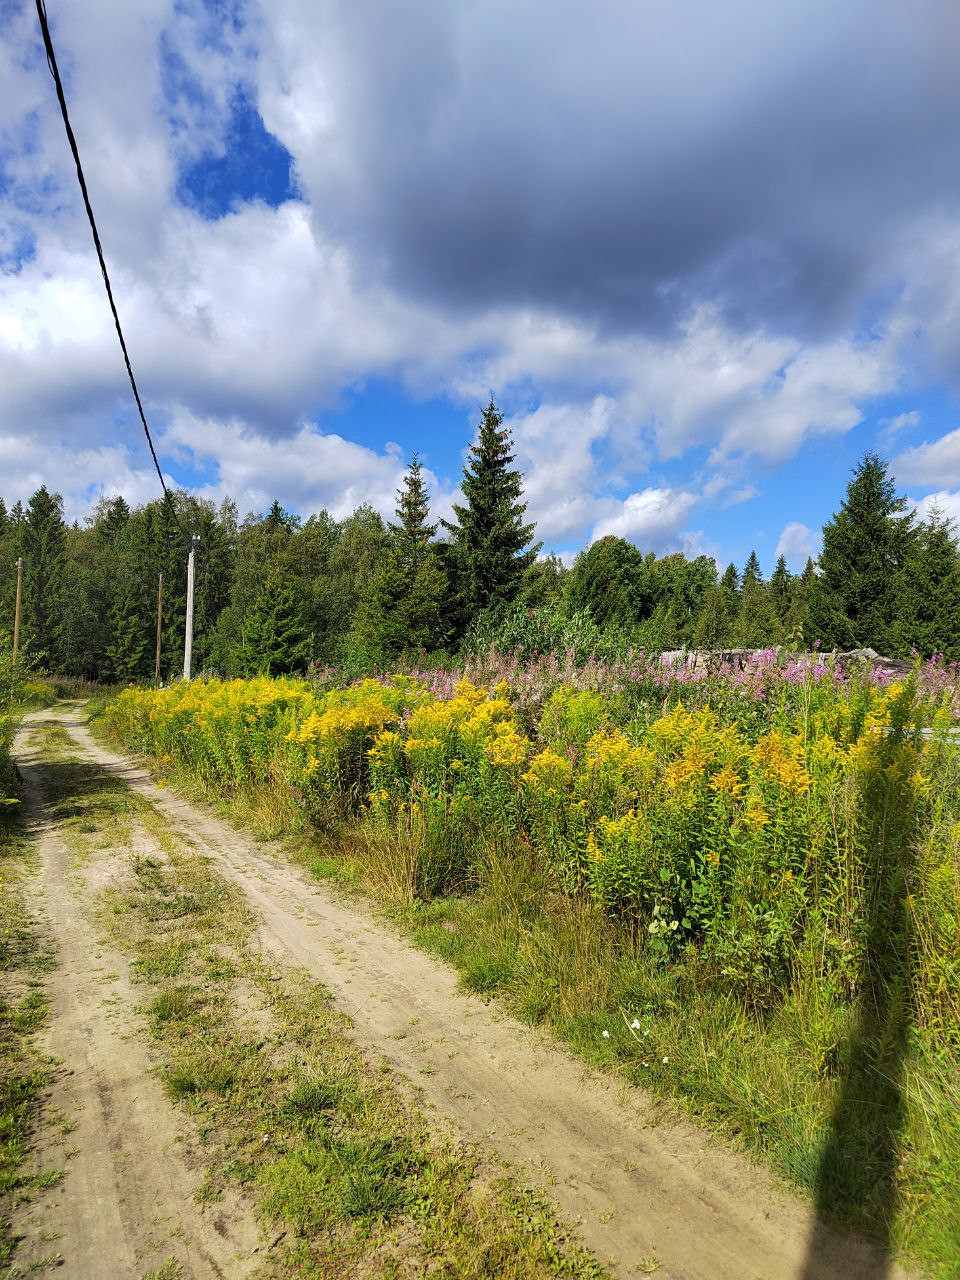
[12,557,22,660]
[154,572,163,688]
[182,534,199,681]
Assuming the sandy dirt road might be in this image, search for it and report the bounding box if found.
[9,717,264,1279]
[15,706,909,1280]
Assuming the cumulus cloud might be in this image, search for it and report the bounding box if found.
[164,412,456,521]
[591,487,697,551]
[775,521,820,569]
[909,490,960,528]
[893,427,960,488]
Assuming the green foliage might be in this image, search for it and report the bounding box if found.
[894,507,960,660]
[443,401,540,632]
[565,536,651,626]
[356,457,448,662]
[808,453,915,653]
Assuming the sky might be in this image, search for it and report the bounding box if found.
[3,0,960,573]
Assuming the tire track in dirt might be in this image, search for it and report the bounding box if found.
[46,707,909,1280]
[10,718,264,1280]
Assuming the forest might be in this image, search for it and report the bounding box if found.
[3,402,960,682]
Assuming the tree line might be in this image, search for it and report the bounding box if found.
[2,404,960,679]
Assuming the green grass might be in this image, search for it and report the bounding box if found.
[38,722,608,1280]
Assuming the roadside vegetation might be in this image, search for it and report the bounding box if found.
[33,720,607,1279]
[0,655,57,1273]
[97,649,960,1278]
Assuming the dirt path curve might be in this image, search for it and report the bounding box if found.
[30,706,908,1280]
[11,716,265,1280]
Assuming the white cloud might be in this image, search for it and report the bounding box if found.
[591,487,697,550]
[775,521,820,569]
[893,427,960,488]
[164,412,455,523]
[909,490,960,528]
[506,397,618,544]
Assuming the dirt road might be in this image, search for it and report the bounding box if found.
[10,716,265,1278]
[11,705,908,1280]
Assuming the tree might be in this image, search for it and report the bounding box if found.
[20,486,67,666]
[565,536,651,627]
[742,550,763,587]
[894,508,960,659]
[692,585,733,648]
[240,563,311,675]
[807,454,915,653]
[442,400,539,631]
[357,458,447,661]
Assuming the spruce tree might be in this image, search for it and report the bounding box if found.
[241,564,311,675]
[742,550,763,587]
[894,508,960,659]
[807,454,915,653]
[357,458,446,661]
[99,495,130,543]
[107,578,149,682]
[21,486,67,667]
[442,400,539,628]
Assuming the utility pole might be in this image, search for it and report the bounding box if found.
[183,534,199,681]
[12,557,22,660]
[154,572,163,688]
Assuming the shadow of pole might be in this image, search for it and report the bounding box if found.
[800,703,919,1280]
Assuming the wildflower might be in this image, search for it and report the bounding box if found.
[602,1030,610,1039]
[743,799,770,828]
[630,1018,641,1030]
[662,1056,669,1064]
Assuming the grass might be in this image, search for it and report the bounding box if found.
[0,758,58,1276]
[35,722,609,1279]
[103,730,960,1280]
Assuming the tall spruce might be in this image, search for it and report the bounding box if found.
[807,454,915,653]
[20,486,67,666]
[895,508,960,659]
[358,458,446,660]
[442,401,539,628]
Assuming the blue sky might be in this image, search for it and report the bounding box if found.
[3,0,960,576]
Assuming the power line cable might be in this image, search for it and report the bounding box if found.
[35,0,186,538]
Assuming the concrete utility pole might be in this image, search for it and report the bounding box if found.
[12,557,22,660]
[154,572,163,688]
[183,535,199,681]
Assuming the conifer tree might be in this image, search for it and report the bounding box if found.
[107,578,149,681]
[442,400,539,629]
[240,563,311,675]
[742,550,763,587]
[769,555,792,614]
[720,562,739,598]
[894,508,960,659]
[99,495,130,543]
[21,486,67,666]
[357,458,447,661]
[807,454,915,653]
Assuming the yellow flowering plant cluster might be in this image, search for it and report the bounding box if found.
[368,680,530,833]
[99,667,957,1014]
